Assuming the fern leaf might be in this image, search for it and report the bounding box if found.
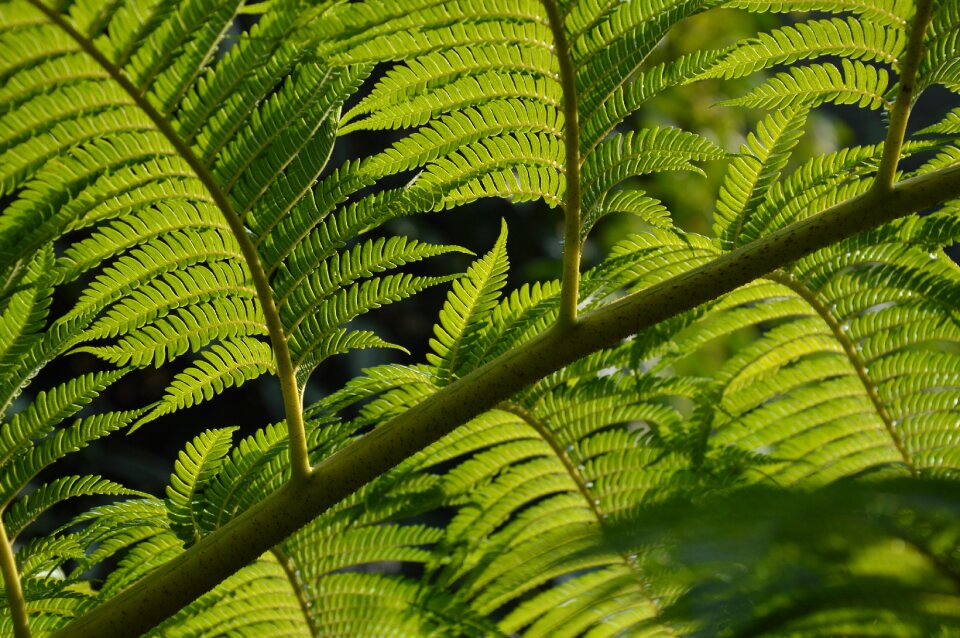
[580,49,725,157]
[581,190,672,242]
[700,17,906,80]
[428,220,510,384]
[278,236,468,323]
[313,0,546,60]
[0,369,129,468]
[166,427,238,546]
[575,0,707,119]
[582,127,727,216]
[4,475,141,540]
[76,298,268,369]
[71,498,172,585]
[721,0,912,27]
[136,338,275,428]
[65,228,242,320]
[714,107,809,250]
[366,99,563,179]
[288,274,457,377]
[53,202,227,285]
[198,422,291,533]
[719,59,892,111]
[217,64,366,218]
[0,410,142,506]
[342,70,561,134]
[0,248,54,415]
[175,0,301,152]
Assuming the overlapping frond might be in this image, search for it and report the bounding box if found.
[699,17,907,80]
[4,0,960,636]
[661,212,960,484]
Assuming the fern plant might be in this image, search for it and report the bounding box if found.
[2,0,960,636]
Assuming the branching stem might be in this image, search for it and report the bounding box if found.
[28,1,312,480]
[51,161,960,638]
[875,0,934,190]
[0,517,30,638]
[543,0,582,328]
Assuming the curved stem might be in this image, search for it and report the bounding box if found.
[498,402,605,521]
[28,1,312,480]
[0,517,30,638]
[874,0,934,190]
[53,163,960,638]
[766,270,916,476]
[270,547,318,638]
[543,0,583,328]
[498,401,668,620]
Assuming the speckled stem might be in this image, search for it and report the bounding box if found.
[51,162,960,638]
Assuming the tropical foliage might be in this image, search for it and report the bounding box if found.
[2,0,960,636]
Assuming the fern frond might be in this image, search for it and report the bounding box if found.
[4,476,141,540]
[721,0,912,27]
[71,498,173,588]
[136,337,274,428]
[346,45,557,127]
[675,213,960,484]
[582,127,726,215]
[176,0,302,152]
[574,0,707,119]
[428,220,510,384]
[278,236,469,319]
[294,330,406,388]
[366,99,563,178]
[166,427,238,546]
[342,71,562,134]
[714,107,809,250]
[146,554,312,638]
[312,0,545,59]
[581,190,672,242]
[121,0,243,115]
[0,370,129,469]
[287,273,456,378]
[217,64,366,218]
[52,202,226,285]
[1,409,142,506]
[0,248,54,415]
[198,422,291,533]
[699,17,906,80]
[580,49,725,158]
[918,2,960,92]
[64,228,242,321]
[412,132,566,210]
[718,59,892,111]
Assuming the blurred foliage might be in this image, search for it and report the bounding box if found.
[598,479,960,637]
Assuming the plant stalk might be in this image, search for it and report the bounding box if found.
[51,162,960,638]
[0,517,30,638]
[542,0,583,328]
[27,0,313,480]
[874,0,934,190]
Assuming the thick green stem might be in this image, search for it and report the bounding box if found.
[542,0,582,327]
[28,1,312,480]
[874,0,934,190]
[50,162,960,638]
[0,517,30,638]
